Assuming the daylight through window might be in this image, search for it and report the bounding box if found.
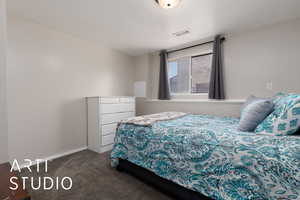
[168,54,212,94]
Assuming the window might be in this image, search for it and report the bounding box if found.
[168,54,212,94]
[168,57,190,93]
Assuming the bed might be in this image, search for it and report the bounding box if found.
[111,114,300,200]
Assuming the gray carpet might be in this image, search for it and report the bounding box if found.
[20,150,172,200]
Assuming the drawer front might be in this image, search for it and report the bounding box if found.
[102,133,115,146]
[100,97,120,104]
[102,123,117,136]
[120,97,135,103]
[100,103,135,114]
[101,112,135,125]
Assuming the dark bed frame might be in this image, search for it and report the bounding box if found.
[117,159,212,200]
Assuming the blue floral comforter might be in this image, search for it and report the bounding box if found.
[111,114,300,200]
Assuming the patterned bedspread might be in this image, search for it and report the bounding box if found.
[111,114,300,200]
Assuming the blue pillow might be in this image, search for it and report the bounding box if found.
[272,92,288,109]
[238,96,274,132]
[255,93,300,136]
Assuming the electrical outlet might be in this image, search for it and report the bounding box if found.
[266,82,273,91]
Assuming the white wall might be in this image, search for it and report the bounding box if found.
[135,19,300,117]
[137,100,243,117]
[7,17,135,162]
[0,0,8,164]
[224,19,300,98]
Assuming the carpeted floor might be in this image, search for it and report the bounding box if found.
[20,150,172,200]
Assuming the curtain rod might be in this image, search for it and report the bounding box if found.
[167,37,225,54]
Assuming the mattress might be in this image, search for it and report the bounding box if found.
[111,114,300,200]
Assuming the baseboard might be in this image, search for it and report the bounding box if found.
[11,146,87,170]
[43,146,88,163]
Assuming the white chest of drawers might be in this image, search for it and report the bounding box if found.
[86,96,135,153]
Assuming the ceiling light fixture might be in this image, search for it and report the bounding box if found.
[155,0,181,9]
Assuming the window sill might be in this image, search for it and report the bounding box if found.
[171,93,208,96]
[144,99,245,104]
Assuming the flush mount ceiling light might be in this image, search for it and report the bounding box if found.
[155,0,181,9]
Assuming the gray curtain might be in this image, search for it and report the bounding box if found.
[209,35,225,99]
[158,50,171,100]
